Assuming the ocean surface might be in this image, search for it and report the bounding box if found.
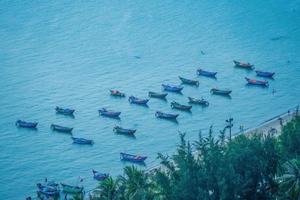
[1,0,300,198]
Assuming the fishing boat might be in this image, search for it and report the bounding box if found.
[113,126,136,135]
[233,60,254,70]
[155,111,179,120]
[110,90,125,97]
[72,137,94,145]
[55,106,75,116]
[245,77,269,87]
[120,152,147,163]
[148,91,168,99]
[128,96,149,105]
[61,183,83,194]
[188,97,209,106]
[51,124,73,133]
[37,182,60,197]
[210,88,232,95]
[170,101,192,111]
[99,108,121,118]
[92,170,109,181]
[162,84,183,92]
[15,120,38,129]
[255,70,275,78]
[178,76,199,86]
[197,69,217,78]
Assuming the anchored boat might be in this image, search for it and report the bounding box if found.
[16,120,38,129]
[120,152,147,163]
[110,90,125,97]
[170,101,192,111]
[210,88,232,95]
[233,60,254,70]
[188,97,209,106]
[113,126,136,135]
[72,137,94,145]
[245,77,269,87]
[61,183,83,194]
[51,124,73,133]
[55,106,75,116]
[255,70,275,78]
[162,84,183,92]
[92,170,109,181]
[148,91,168,99]
[178,76,199,86]
[99,108,121,118]
[128,96,149,105]
[197,69,217,78]
[155,111,179,120]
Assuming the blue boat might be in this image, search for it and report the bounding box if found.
[128,96,149,105]
[55,106,75,116]
[245,77,269,87]
[120,152,147,163]
[178,76,199,86]
[171,101,192,111]
[16,120,38,129]
[37,182,60,198]
[72,137,94,145]
[255,70,275,78]
[197,69,217,78]
[113,126,136,135]
[99,108,121,118]
[161,84,183,92]
[155,111,179,120]
[110,89,125,97]
[92,170,109,181]
[51,124,73,133]
[148,91,168,99]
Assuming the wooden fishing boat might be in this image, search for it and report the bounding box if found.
[110,90,125,97]
[233,60,254,70]
[162,84,183,92]
[170,101,192,111]
[92,170,109,181]
[155,111,179,119]
[113,126,136,135]
[128,96,149,105]
[197,69,217,78]
[245,77,269,87]
[51,124,73,133]
[72,137,94,145]
[255,70,275,78]
[178,76,199,86]
[148,91,168,99]
[55,106,75,116]
[37,182,60,197]
[15,120,38,129]
[210,88,232,95]
[99,108,121,118]
[120,152,147,163]
[61,183,83,194]
[188,97,209,106]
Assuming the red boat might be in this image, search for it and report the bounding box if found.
[245,77,268,87]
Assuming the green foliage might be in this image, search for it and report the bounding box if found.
[90,116,300,200]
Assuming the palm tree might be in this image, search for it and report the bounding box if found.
[99,177,119,200]
[117,165,154,200]
[277,159,300,200]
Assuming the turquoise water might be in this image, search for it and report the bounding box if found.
[1,1,300,198]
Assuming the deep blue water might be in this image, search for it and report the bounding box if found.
[1,0,300,199]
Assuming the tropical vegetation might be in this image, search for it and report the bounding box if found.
[88,115,300,200]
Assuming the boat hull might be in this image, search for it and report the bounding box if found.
[155,111,179,119]
[16,120,38,128]
[128,96,149,105]
[72,137,93,145]
[148,91,168,99]
[120,152,147,163]
[255,70,275,78]
[113,126,136,135]
[99,109,121,118]
[162,84,183,92]
[55,107,75,115]
[170,101,192,111]
[51,124,73,133]
[211,88,232,95]
[188,97,209,106]
[233,60,254,70]
[197,69,217,77]
[179,76,199,86]
[245,77,269,87]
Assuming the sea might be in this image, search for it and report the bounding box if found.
[0,0,300,199]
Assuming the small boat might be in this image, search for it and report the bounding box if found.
[99,108,121,118]
[255,70,275,78]
[128,96,149,105]
[120,152,147,163]
[110,90,125,97]
[92,170,109,181]
[113,126,136,135]
[245,77,269,87]
[72,137,94,145]
[61,183,83,194]
[55,106,75,116]
[188,97,209,106]
[148,91,168,99]
[37,182,60,197]
[233,60,254,70]
[210,88,232,95]
[51,124,73,133]
[178,76,199,86]
[162,84,183,92]
[197,69,217,78]
[155,111,179,119]
[15,120,38,129]
[170,101,192,111]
